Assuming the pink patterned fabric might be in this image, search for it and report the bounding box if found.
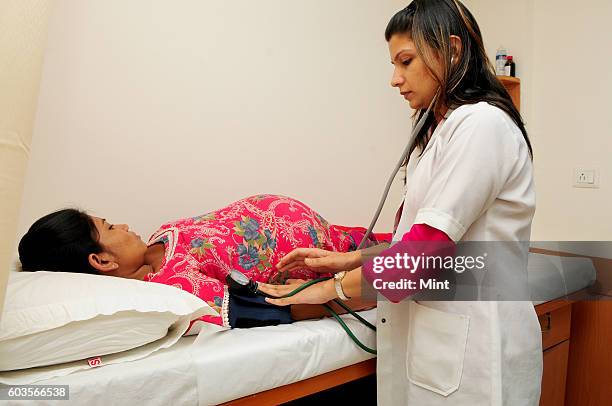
[144,195,388,328]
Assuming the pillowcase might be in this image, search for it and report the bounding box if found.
[0,270,218,376]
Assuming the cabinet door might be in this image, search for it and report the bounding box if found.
[539,341,570,406]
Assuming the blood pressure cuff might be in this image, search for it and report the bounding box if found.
[228,292,293,328]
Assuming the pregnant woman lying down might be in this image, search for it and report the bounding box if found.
[19,194,389,329]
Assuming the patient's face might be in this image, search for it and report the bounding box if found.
[91,216,148,277]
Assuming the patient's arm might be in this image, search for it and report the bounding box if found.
[272,278,376,321]
[290,297,376,321]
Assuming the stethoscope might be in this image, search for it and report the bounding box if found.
[355,90,439,249]
[226,94,439,355]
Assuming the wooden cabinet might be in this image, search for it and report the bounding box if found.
[564,301,612,406]
[529,251,612,405]
[541,341,570,406]
[536,300,572,406]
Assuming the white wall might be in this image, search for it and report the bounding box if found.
[18,0,411,241]
[466,0,612,242]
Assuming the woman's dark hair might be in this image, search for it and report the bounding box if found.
[18,209,102,274]
[385,0,533,160]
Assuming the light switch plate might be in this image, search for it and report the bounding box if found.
[573,168,600,188]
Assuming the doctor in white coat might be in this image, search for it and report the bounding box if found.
[259,1,542,404]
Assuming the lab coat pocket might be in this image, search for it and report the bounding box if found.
[406,302,470,396]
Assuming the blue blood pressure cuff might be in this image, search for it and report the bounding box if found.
[228,292,293,328]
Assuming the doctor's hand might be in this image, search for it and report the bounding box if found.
[276,248,361,274]
[258,279,337,306]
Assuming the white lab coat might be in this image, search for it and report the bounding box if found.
[377,102,542,405]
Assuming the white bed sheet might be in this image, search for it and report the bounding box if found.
[1,335,200,406]
[1,309,377,406]
[193,309,377,405]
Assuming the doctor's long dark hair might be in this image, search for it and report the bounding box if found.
[386,0,533,161]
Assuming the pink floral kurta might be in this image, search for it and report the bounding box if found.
[144,194,388,328]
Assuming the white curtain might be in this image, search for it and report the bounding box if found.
[0,0,53,318]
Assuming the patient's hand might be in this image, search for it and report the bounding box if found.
[284,279,377,321]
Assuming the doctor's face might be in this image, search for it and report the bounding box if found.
[388,34,441,110]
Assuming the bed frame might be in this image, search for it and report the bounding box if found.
[221,359,376,405]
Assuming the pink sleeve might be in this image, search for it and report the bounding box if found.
[361,223,455,303]
[400,223,452,242]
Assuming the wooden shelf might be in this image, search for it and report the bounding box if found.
[498,75,520,85]
[498,75,520,111]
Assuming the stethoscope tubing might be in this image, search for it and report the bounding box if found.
[258,276,377,354]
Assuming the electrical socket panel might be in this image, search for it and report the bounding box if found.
[573,168,600,188]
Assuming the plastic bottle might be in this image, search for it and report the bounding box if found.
[504,56,516,77]
[495,46,507,75]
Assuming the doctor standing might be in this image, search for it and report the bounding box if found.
[259,0,542,404]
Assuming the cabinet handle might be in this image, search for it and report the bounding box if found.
[541,312,551,333]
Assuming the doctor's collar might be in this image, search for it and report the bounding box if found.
[441,105,457,121]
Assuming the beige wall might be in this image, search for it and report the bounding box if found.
[16,0,611,258]
[530,0,611,241]
[1,1,52,318]
[466,0,612,241]
[18,0,411,242]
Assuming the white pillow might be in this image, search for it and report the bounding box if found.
[0,271,218,376]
